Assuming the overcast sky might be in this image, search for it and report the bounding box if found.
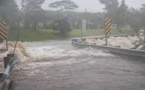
[15,0,145,12]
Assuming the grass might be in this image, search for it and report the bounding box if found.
[8,28,136,41]
[9,29,66,41]
[69,29,135,37]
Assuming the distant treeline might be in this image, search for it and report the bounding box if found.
[0,0,145,33]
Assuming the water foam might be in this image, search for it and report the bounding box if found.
[26,41,114,61]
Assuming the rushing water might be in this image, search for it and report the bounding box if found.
[12,40,145,90]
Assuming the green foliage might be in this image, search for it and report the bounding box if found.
[0,0,143,39]
[99,0,119,11]
[22,0,45,30]
[115,0,128,29]
[140,4,145,28]
[49,0,78,11]
[44,10,105,29]
[0,0,9,7]
[99,0,119,25]
[99,0,127,26]
[126,8,141,31]
[52,17,72,36]
[0,0,19,29]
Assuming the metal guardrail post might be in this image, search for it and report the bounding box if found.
[4,54,14,68]
[0,54,16,90]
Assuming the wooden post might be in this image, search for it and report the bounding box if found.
[105,34,108,45]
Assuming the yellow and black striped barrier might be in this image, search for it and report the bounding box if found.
[105,17,111,34]
[0,21,7,40]
[105,17,111,45]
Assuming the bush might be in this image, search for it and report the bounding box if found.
[52,17,72,36]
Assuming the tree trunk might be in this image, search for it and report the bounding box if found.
[33,21,37,31]
[117,24,122,33]
[25,22,30,29]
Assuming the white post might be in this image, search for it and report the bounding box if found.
[82,20,86,31]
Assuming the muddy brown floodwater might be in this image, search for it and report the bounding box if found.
[11,40,145,90]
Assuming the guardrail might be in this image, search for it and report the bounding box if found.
[72,35,145,59]
[0,54,16,90]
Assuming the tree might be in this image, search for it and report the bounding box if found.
[140,4,145,28]
[22,0,45,30]
[99,0,119,24]
[49,0,78,36]
[99,0,119,11]
[116,0,128,31]
[52,17,72,36]
[0,0,19,29]
[99,0,130,32]
[126,8,141,31]
[49,0,78,11]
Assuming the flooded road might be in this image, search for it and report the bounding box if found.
[12,40,145,90]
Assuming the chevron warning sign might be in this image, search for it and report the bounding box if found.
[0,21,7,40]
[105,17,111,34]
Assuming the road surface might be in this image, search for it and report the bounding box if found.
[11,40,145,90]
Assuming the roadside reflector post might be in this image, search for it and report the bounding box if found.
[81,29,83,42]
[81,20,86,42]
[0,21,8,51]
[105,17,111,45]
[105,33,108,45]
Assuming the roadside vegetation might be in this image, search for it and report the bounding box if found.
[8,29,135,41]
[0,0,144,41]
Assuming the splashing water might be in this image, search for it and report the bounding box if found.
[0,40,114,72]
[85,36,140,49]
[25,40,114,61]
[15,40,114,77]
[12,40,145,90]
